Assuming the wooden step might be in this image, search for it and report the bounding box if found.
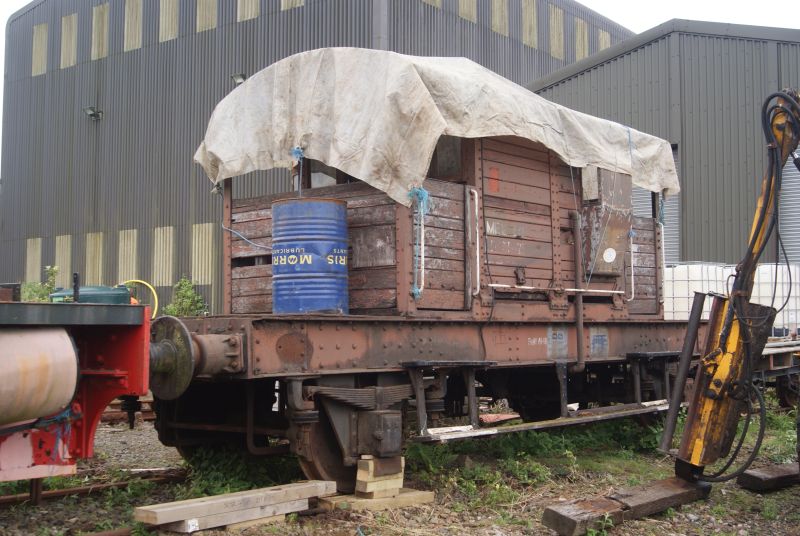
[416,400,669,442]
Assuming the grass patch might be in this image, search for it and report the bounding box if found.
[405,418,668,514]
[176,446,304,499]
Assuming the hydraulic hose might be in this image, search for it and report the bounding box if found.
[122,279,159,319]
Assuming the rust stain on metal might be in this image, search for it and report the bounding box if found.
[276,331,312,365]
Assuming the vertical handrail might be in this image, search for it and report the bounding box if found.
[626,232,636,301]
[471,189,480,296]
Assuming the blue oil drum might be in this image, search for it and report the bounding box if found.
[271,198,348,314]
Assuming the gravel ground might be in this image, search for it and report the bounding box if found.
[90,420,183,471]
[1,421,800,535]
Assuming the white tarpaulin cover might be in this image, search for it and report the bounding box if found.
[195,48,680,206]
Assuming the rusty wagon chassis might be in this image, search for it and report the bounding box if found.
[154,312,693,491]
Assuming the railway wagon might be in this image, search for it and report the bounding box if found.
[151,49,690,491]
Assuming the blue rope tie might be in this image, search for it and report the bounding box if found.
[290,146,304,161]
[409,187,430,300]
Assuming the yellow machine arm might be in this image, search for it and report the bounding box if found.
[664,89,800,482]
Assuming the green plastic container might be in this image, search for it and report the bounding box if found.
[50,285,131,304]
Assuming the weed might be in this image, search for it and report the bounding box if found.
[586,513,615,536]
[498,456,551,484]
[762,497,779,520]
[710,503,728,518]
[176,445,303,499]
[131,522,155,536]
[21,265,58,302]
[163,277,207,316]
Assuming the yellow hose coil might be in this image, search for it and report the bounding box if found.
[121,279,159,319]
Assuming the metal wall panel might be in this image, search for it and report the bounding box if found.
[1,0,632,311]
[779,42,800,264]
[535,23,800,264]
[631,150,679,266]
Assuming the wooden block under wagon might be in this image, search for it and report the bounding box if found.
[134,480,335,525]
[320,488,434,512]
[356,488,400,499]
[357,456,405,481]
[355,475,404,494]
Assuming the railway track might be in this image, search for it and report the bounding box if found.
[101,398,155,424]
[0,468,184,507]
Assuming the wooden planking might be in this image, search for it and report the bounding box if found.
[485,206,551,227]
[482,137,549,164]
[484,252,552,270]
[161,498,308,533]
[417,289,466,310]
[482,175,550,204]
[233,182,384,212]
[320,488,434,512]
[134,481,335,525]
[486,217,551,242]
[423,227,465,251]
[349,267,396,290]
[232,264,271,279]
[424,245,464,261]
[351,289,397,310]
[484,195,551,218]
[351,225,396,268]
[232,277,270,297]
[486,236,552,260]
[487,265,553,281]
[423,269,464,291]
[232,238,273,259]
[233,294,271,313]
[423,214,464,231]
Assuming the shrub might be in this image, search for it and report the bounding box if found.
[21,265,58,302]
[163,277,207,317]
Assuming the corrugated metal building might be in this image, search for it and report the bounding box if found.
[0,0,632,311]
[530,19,800,265]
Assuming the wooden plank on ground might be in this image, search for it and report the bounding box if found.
[320,488,434,512]
[134,480,335,525]
[609,477,711,519]
[542,477,711,535]
[160,498,308,533]
[541,497,624,536]
[737,463,800,492]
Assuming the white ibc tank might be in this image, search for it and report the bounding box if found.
[0,328,79,428]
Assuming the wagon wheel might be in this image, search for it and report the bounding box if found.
[295,410,357,493]
[777,373,800,408]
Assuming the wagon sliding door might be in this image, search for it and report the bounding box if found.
[479,137,560,298]
[415,179,469,310]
